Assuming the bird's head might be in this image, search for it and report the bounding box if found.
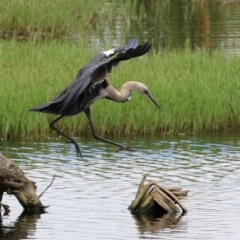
[141,88,160,109]
[130,81,160,108]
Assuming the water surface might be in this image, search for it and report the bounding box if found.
[87,0,240,54]
[0,134,240,239]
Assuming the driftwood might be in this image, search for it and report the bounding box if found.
[0,152,48,213]
[128,175,188,216]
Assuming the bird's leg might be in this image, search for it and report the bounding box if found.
[49,115,82,157]
[84,108,135,152]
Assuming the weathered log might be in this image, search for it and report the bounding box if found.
[0,152,47,213]
[128,175,188,216]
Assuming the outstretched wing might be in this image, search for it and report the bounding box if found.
[60,38,151,110]
[104,37,139,57]
[94,41,151,74]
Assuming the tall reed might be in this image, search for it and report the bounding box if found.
[1,39,240,140]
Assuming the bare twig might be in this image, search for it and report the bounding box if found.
[39,175,56,198]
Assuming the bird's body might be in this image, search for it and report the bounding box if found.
[30,37,159,157]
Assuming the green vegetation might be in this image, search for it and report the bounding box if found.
[0,0,133,40]
[1,40,240,140]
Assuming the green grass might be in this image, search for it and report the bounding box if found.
[1,39,240,140]
[0,0,133,39]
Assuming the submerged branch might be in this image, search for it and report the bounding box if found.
[39,175,56,198]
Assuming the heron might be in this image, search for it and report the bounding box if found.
[29,37,160,157]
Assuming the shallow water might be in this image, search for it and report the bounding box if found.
[0,134,240,240]
[87,0,240,54]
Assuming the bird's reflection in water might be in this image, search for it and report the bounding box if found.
[0,210,45,240]
[133,212,186,235]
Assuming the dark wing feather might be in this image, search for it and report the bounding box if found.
[92,43,151,73]
[112,37,139,55]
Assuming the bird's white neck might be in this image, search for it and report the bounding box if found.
[104,81,143,102]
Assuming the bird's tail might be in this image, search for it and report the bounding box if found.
[29,102,58,114]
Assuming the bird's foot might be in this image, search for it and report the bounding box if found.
[65,141,82,158]
[76,148,82,158]
[115,145,136,153]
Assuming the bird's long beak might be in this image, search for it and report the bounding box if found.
[145,92,160,108]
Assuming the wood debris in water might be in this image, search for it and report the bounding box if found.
[0,152,50,214]
[128,175,188,215]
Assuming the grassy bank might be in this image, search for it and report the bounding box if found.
[1,39,240,140]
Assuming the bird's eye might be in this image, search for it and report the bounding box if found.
[143,90,149,95]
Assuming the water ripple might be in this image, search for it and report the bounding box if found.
[1,134,240,239]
